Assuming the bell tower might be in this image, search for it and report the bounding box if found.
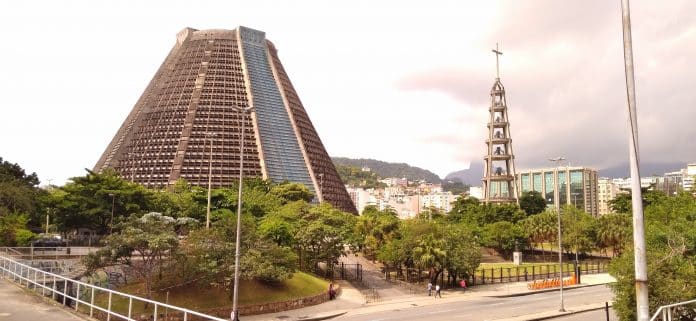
[482,43,519,204]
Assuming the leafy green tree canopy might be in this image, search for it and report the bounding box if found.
[519,191,547,215]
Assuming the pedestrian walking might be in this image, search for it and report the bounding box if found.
[427,282,433,296]
[435,284,442,298]
[460,279,467,292]
[329,283,336,300]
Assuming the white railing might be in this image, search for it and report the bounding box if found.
[0,254,226,321]
[0,246,99,261]
[650,299,696,321]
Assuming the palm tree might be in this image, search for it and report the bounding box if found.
[413,235,447,284]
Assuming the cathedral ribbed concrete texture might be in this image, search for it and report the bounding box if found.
[94,26,357,214]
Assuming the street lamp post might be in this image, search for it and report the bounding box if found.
[206,133,218,230]
[548,156,566,312]
[130,152,141,183]
[108,193,116,234]
[231,106,253,321]
[45,207,50,234]
[571,192,581,283]
[318,173,324,203]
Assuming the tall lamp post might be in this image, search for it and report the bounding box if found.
[45,207,51,234]
[620,1,649,319]
[206,133,218,230]
[231,106,253,321]
[318,173,324,203]
[571,192,581,283]
[108,193,116,234]
[548,156,566,312]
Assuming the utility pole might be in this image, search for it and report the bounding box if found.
[620,0,649,319]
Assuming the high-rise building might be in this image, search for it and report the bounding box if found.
[598,177,619,215]
[517,167,599,216]
[94,26,356,213]
[482,44,518,204]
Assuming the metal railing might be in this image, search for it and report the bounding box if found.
[650,299,696,321]
[0,254,226,321]
[0,246,99,261]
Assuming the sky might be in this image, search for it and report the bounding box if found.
[1,0,695,185]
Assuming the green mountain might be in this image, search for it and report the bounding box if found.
[331,157,442,184]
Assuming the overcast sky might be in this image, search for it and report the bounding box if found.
[1,0,694,185]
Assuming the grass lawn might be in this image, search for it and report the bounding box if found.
[81,272,328,316]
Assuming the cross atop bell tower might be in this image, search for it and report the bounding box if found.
[492,43,503,79]
[482,43,519,204]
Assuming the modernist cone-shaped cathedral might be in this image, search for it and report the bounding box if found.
[94,26,357,213]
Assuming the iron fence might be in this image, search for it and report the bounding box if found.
[0,254,226,321]
[384,260,609,288]
[315,262,363,282]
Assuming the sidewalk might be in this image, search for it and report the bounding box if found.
[0,278,88,321]
[242,273,616,321]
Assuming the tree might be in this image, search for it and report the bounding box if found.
[520,211,557,259]
[295,203,357,270]
[413,234,447,284]
[481,221,526,258]
[270,182,314,203]
[356,206,400,260]
[442,225,482,283]
[50,169,156,234]
[609,193,632,213]
[86,213,180,301]
[0,156,46,229]
[519,191,547,215]
[609,191,696,321]
[448,197,526,226]
[560,205,597,257]
[610,218,696,321]
[0,213,35,246]
[595,213,632,256]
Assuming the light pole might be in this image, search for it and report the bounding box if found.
[206,133,218,230]
[232,106,253,321]
[571,192,581,283]
[548,156,566,312]
[45,207,50,234]
[130,152,141,182]
[108,193,116,234]
[318,173,324,203]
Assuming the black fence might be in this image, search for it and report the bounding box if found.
[384,260,609,288]
[315,262,363,282]
[65,235,104,247]
[467,260,609,286]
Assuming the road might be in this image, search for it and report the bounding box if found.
[335,285,613,321]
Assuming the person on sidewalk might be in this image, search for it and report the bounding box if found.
[435,284,442,298]
[459,279,467,292]
[329,283,336,300]
[427,282,433,296]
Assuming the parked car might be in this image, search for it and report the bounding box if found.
[31,237,67,250]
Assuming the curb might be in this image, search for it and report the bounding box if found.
[297,311,348,321]
[524,303,612,321]
[487,283,612,298]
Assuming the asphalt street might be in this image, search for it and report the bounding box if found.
[334,285,614,321]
